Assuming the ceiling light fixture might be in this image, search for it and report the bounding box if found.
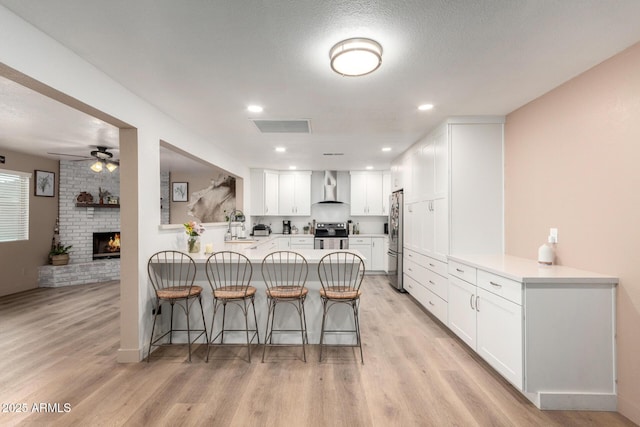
[289,166,297,170]
[90,161,103,173]
[366,166,374,170]
[247,105,263,113]
[275,147,286,152]
[382,147,391,152]
[329,38,382,77]
[418,104,434,111]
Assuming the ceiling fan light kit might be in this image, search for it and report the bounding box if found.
[330,37,382,77]
[89,146,118,173]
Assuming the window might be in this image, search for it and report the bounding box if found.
[0,169,30,242]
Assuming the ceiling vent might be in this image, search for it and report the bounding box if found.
[252,119,311,133]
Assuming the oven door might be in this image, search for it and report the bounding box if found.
[314,237,349,250]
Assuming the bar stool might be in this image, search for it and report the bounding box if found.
[261,251,309,362]
[317,251,366,363]
[205,251,260,362]
[147,250,207,362]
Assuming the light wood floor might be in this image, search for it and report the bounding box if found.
[0,277,634,426]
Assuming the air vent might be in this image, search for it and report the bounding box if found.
[252,119,311,133]
[323,153,344,156]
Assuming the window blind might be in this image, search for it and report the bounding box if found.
[0,169,31,242]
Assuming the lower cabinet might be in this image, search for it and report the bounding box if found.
[290,236,314,249]
[403,248,448,324]
[349,236,387,272]
[447,255,617,410]
[349,237,372,271]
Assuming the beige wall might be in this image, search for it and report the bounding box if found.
[505,42,640,423]
[0,148,59,297]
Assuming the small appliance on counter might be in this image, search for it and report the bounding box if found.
[283,220,291,235]
[251,224,271,236]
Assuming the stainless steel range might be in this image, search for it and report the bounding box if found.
[314,222,349,250]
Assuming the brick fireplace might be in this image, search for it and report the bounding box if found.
[38,160,121,287]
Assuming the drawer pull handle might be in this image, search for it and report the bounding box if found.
[408,268,413,271]
[489,281,502,288]
[428,280,435,285]
[428,301,435,306]
[429,263,435,267]
[456,268,464,273]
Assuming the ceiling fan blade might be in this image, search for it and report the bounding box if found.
[47,152,93,159]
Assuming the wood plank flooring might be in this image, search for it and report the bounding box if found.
[0,277,635,426]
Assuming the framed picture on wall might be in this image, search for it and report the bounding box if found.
[34,170,55,197]
[172,182,188,202]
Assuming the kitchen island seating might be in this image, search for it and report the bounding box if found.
[317,251,366,363]
[204,251,260,362]
[146,251,208,362]
[261,251,309,362]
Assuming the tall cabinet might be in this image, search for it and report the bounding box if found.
[401,117,504,324]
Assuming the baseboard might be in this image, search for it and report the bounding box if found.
[537,392,617,411]
[117,347,143,363]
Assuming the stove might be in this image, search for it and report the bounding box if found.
[314,222,349,249]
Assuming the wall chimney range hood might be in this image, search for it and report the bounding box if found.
[319,170,343,203]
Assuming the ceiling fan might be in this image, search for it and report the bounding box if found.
[48,146,119,172]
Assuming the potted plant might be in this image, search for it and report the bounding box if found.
[49,242,72,266]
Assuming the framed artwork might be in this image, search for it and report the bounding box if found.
[34,170,55,197]
[172,182,188,202]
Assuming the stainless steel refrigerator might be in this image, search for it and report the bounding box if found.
[388,190,404,292]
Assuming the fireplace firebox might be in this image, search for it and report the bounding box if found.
[93,232,121,260]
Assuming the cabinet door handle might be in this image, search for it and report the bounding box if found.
[470,294,475,310]
[489,281,502,288]
[476,295,480,312]
[428,301,435,306]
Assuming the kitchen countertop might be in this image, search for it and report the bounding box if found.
[448,254,618,285]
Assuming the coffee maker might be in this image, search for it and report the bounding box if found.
[283,220,291,235]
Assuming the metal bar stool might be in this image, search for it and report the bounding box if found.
[147,250,207,362]
[205,251,260,362]
[261,251,309,362]
[317,251,366,363]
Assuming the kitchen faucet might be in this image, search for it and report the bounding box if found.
[225,209,245,241]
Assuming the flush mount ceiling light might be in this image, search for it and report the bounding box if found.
[329,38,382,77]
[418,103,434,111]
[247,105,263,113]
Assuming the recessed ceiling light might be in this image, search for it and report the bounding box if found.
[329,38,383,77]
[289,166,297,170]
[382,147,391,152]
[418,104,434,111]
[366,166,373,170]
[247,105,263,113]
[275,147,286,152]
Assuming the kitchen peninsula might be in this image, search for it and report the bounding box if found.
[172,236,366,345]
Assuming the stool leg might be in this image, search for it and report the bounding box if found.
[319,298,328,362]
[206,299,220,362]
[298,299,307,362]
[147,298,161,362]
[185,299,192,362]
[251,296,260,345]
[262,298,275,363]
[353,301,363,364]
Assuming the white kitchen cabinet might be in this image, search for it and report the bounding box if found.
[382,171,391,216]
[404,248,448,323]
[447,255,618,410]
[278,171,311,216]
[290,235,314,249]
[349,171,384,216]
[250,169,280,216]
[349,237,372,271]
[277,237,290,250]
[371,237,386,271]
[401,117,503,262]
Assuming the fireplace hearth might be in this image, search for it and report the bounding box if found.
[93,232,121,260]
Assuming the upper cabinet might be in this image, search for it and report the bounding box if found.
[250,169,311,216]
[382,171,391,215]
[250,169,279,216]
[278,171,311,216]
[350,171,385,216]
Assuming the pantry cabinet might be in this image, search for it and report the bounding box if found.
[350,171,384,216]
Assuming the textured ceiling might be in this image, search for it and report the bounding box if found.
[1,1,640,171]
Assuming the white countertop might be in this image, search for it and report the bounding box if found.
[448,254,618,285]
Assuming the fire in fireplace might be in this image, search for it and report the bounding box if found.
[93,231,121,260]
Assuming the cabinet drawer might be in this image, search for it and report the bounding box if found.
[404,274,448,324]
[290,237,313,245]
[448,260,477,284]
[477,270,522,305]
[404,257,426,282]
[424,269,448,302]
[424,256,448,277]
[349,237,371,245]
